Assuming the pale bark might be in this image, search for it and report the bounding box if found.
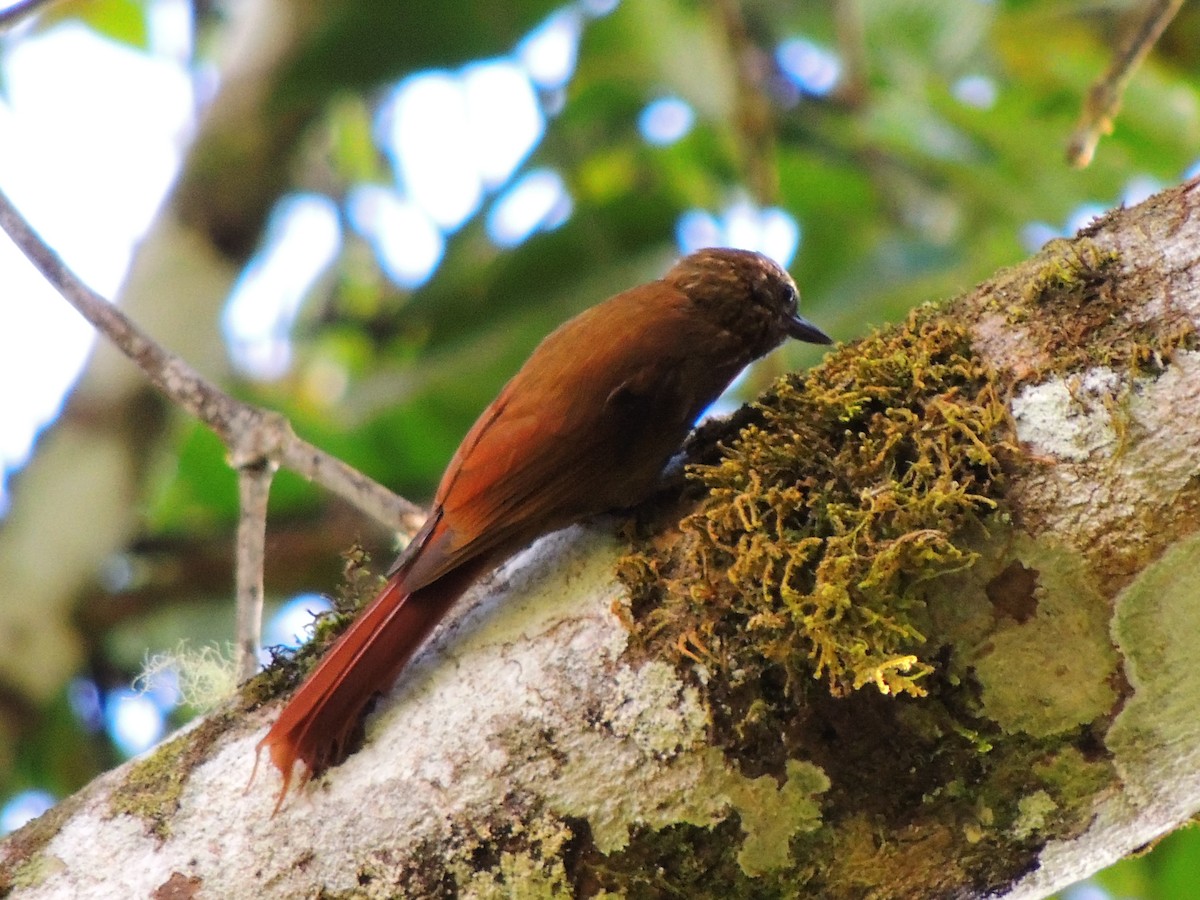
[2,180,1199,898]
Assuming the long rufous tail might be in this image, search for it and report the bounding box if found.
[256,558,487,809]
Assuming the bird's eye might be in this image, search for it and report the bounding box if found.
[781,283,799,315]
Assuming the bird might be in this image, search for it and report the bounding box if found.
[256,247,833,806]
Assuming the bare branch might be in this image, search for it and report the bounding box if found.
[235,462,274,681]
[1067,0,1184,167]
[0,186,424,531]
[0,183,431,676]
[0,0,56,31]
[278,436,426,534]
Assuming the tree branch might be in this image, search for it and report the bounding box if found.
[3,179,1198,898]
[0,186,423,533]
[1067,0,1184,167]
[0,184,423,689]
[235,462,274,681]
[0,0,57,31]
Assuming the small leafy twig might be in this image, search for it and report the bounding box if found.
[1067,0,1184,167]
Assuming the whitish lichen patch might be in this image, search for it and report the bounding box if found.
[1122,350,1200,497]
[604,661,708,756]
[1006,351,1200,574]
[1010,369,1121,462]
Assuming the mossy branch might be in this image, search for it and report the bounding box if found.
[5,180,1200,899]
[642,312,1014,703]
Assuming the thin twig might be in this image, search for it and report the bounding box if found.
[0,0,56,30]
[0,184,427,672]
[0,186,423,531]
[832,0,868,108]
[1067,0,1184,167]
[714,0,778,204]
[236,462,274,681]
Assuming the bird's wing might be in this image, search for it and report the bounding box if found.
[393,399,581,592]
[396,289,700,593]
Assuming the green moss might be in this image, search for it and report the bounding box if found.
[985,237,1197,381]
[107,711,232,840]
[1016,238,1119,311]
[601,284,1153,894]
[626,307,1014,709]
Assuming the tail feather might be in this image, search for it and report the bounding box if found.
[256,558,487,809]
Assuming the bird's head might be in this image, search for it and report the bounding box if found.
[665,247,833,358]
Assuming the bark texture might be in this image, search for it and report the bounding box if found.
[2,179,1199,898]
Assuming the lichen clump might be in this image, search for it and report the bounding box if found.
[633,308,1013,702]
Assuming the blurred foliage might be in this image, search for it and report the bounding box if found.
[36,0,150,47]
[248,0,1198,514]
[1053,825,1200,900]
[278,0,566,99]
[3,0,1200,891]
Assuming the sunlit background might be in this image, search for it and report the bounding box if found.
[2,0,1199,893]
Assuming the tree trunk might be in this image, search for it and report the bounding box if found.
[2,179,1198,899]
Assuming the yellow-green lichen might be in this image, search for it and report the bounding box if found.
[540,745,826,892]
[107,712,231,840]
[967,536,1119,738]
[346,809,607,899]
[1012,789,1059,841]
[583,813,813,897]
[1108,530,1200,797]
[627,307,1014,709]
[452,813,576,900]
[7,853,66,891]
[727,758,829,877]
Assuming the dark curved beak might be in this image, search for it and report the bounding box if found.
[787,314,834,345]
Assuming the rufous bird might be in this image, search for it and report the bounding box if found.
[257,247,832,805]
